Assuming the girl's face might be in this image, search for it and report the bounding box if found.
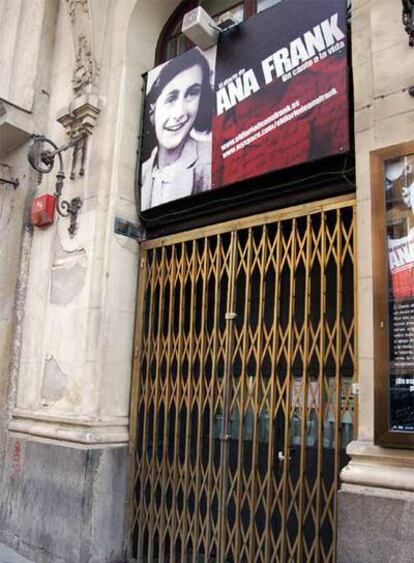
[153,64,203,152]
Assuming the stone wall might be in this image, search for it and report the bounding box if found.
[0,0,58,470]
[338,1,414,560]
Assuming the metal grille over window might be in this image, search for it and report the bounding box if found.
[128,196,357,563]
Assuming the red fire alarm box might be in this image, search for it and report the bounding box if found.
[31,194,56,227]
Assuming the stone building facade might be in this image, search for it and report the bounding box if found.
[0,1,412,562]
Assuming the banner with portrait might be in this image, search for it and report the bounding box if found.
[140,0,349,211]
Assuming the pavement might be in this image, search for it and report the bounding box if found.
[0,544,32,563]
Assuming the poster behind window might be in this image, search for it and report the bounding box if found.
[385,155,414,432]
[140,0,349,211]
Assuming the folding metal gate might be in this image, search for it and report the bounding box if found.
[128,195,357,563]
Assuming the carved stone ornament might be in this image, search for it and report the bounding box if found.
[64,0,100,96]
[57,95,102,179]
[72,35,100,94]
[60,1,102,178]
[65,0,88,20]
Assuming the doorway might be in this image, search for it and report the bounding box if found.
[128,194,357,562]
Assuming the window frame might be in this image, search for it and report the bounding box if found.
[371,140,414,449]
[156,0,264,64]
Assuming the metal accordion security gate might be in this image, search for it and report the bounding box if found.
[128,195,357,563]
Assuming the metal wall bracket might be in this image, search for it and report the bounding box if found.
[0,177,19,189]
[28,135,83,236]
[62,196,83,236]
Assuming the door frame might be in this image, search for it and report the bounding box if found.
[125,192,357,561]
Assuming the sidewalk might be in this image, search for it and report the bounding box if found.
[0,544,32,563]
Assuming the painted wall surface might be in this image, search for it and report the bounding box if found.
[0,0,47,112]
[6,0,180,445]
[0,0,58,468]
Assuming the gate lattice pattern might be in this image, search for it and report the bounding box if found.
[128,196,357,563]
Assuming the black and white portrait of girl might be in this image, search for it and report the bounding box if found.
[140,48,215,210]
[385,157,414,211]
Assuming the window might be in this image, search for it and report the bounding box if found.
[159,0,352,63]
[201,0,245,21]
[157,0,288,64]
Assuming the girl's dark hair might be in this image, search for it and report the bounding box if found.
[142,48,214,160]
